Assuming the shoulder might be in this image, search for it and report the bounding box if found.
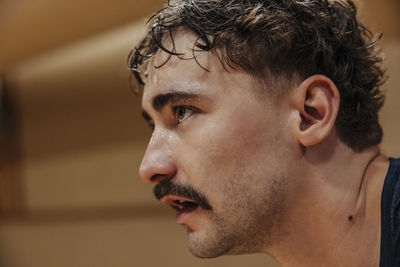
[381,157,400,265]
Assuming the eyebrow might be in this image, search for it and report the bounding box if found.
[141,91,200,123]
[152,92,199,111]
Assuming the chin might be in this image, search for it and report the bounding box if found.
[187,241,259,259]
[188,245,231,259]
[186,230,258,259]
[186,231,234,258]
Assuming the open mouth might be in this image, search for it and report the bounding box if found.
[153,179,212,211]
[160,195,200,212]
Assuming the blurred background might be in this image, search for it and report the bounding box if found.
[0,0,399,266]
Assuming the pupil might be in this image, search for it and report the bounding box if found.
[178,107,186,120]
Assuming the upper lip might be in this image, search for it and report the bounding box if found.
[160,195,198,210]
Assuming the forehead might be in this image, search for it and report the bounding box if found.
[141,30,259,108]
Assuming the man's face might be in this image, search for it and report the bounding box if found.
[139,31,296,257]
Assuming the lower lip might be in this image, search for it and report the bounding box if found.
[176,206,198,224]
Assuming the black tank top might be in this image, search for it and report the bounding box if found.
[380,157,400,267]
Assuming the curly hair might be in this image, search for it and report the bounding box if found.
[128,0,386,152]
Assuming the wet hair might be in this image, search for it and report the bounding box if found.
[128,0,386,152]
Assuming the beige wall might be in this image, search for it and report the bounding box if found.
[380,42,400,156]
[0,1,399,267]
[0,219,280,267]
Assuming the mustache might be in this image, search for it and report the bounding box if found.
[153,179,212,211]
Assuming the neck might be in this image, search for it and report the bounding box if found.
[264,140,389,267]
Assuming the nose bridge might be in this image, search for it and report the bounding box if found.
[139,128,176,183]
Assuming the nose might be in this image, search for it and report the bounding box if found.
[139,129,176,184]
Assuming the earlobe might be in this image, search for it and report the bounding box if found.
[293,75,340,147]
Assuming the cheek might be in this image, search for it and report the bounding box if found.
[201,110,277,171]
[187,112,264,170]
[177,110,282,206]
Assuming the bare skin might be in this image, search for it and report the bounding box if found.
[139,30,389,266]
[267,144,388,267]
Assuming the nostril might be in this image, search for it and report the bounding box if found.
[150,174,171,183]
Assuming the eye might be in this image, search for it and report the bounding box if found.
[147,120,155,130]
[141,111,155,130]
[173,106,195,124]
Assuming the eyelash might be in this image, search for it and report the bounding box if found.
[172,105,196,124]
[145,105,198,130]
[147,120,155,130]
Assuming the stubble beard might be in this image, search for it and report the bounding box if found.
[185,174,288,258]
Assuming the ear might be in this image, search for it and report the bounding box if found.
[291,75,340,147]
